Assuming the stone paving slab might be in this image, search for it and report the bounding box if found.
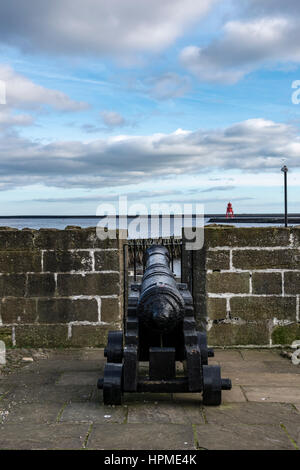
[240,350,288,361]
[3,384,94,404]
[172,393,202,404]
[262,361,300,375]
[0,384,10,397]
[56,370,99,386]
[230,372,300,387]
[127,402,205,425]
[243,386,300,403]
[0,423,89,450]
[221,386,247,403]
[212,350,243,361]
[81,348,104,361]
[87,423,196,450]
[60,402,126,424]
[203,402,300,426]
[221,360,271,374]
[124,392,173,403]
[35,359,104,373]
[173,386,246,404]
[0,348,300,450]
[3,370,60,387]
[221,360,300,375]
[1,402,62,424]
[195,423,295,450]
[283,421,300,448]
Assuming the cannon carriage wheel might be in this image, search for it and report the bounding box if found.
[100,363,124,405]
[104,331,123,363]
[197,332,214,366]
[202,365,222,406]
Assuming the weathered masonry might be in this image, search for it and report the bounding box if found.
[0,226,299,348]
[182,226,300,347]
[0,228,126,348]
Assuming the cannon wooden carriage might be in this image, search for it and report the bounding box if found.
[97,244,231,405]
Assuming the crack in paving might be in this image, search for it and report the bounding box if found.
[280,423,299,450]
[83,423,93,449]
[56,402,68,423]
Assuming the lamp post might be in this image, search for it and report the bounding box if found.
[281,165,288,227]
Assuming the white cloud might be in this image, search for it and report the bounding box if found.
[0,65,89,111]
[0,110,34,129]
[101,110,126,128]
[0,118,299,190]
[180,2,300,83]
[0,0,216,57]
[147,73,190,100]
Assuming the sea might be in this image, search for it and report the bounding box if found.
[0,215,296,239]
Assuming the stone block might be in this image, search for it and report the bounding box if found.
[57,272,120,296]
[59,402,126,424]
[194,423,294,450]
[87,423,195,450]
[34,228,122,250]
[0,230,35,251]
[230,296,296,321]
[252,272,282,295]
[291,227,300,246]
[1,298,37,323]
[0,326,12,347]
[43,250,93,272]
[271,323,300,345]
[203,403,299,425]
[100,296,122,323]
[243,386,300,404]
[70,325,111,347]
[208,322,270,346]
[27,274,56,297]
[206,298,227,320]
[37,298,99,323]
[15,324,69,348]
[0,274,26,297]
[284,272,300,295]
[0,251,41,273]
[207,272,250,294]
[204,227,290,248]
[0,423,89,450]
[94,250,121,271]
[206,250,230,270]
[233,249,300,270]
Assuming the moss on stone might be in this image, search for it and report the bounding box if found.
[272,323,300,345]
[0,327,13,347]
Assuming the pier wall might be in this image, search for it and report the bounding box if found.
[0,228,126,348]
[182,226,300,347]
[0,226,299,348]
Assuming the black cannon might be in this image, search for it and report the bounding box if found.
[98,244,231,406]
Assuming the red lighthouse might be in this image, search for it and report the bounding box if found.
[226,202,234,218]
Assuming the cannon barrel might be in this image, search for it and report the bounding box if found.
[137,245,184,332]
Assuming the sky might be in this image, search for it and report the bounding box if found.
[0,0,300,215]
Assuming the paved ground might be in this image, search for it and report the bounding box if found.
[0,348,299,450]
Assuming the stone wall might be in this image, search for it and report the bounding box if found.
[182,226,300,347]
[1,225,299,348]
[0,228,126,348]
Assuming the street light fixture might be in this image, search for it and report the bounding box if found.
[281,165,288,227]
